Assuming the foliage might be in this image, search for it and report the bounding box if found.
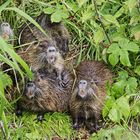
[0,0,140,139]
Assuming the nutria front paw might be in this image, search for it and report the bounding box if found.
[73,123,80,130]
[34,114,46,122]
[16,109,22,117]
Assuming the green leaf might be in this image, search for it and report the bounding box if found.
[51,10,69,23]
[0,71,12,88]
[66,2,79,13]
[81,9,93,23]
[116,96,130,119]
[131,100,140,116]
[131,24,140,34]
[0,37,33,79]
[126,0,137,13]
[114,7,125,18]
[61,12,69,19]
[120,50,131,66]
[108,53,119,66]
[109,107,122,123]
[77,0,88,7]
[134,65,140,76]
[118,71,128,80]
[102,96,115,118]
[104,14,120,27]
[5,7,47,37]
[0,0,11,13]
[118,38,129,49]
[51,10,62,23]
[126,42,139,53]
[94,28,104,44]
[43,7,55,14]
[112,80,126,95]
[125,77,137,94]
[107,43,120,54]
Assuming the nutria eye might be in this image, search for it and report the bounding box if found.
[49,49,55,52]
[39,45,44,48]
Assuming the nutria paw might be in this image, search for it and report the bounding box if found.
[16,109,22,117]
[34,114,46,122]
[72,123,80,130]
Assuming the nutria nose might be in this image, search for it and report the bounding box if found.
[26,82,34,87]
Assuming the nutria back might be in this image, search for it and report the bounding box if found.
[76,60,113,87]
[19,13,69,57]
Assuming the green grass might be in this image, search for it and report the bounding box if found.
[4,112,75,140]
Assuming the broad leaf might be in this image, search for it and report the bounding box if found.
[116,96,130,119]
[108,53,119,66]
[134,66,140,76]
[126,42,139,53]
[102,96,115,118]
[109,107,122,123]
[118,38,129,49]
[107,43,120,54]
[120,50,131,66]
[43,7,55,14]
[104,14,120,27]
[51,10,62,22]
[125,77,137,94]
[131,100,140,116]
[94,28,104,44]
[118,71,128,80]
[112,80,126,95]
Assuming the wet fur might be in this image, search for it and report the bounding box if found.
[18,68,74,113]
[70,60,113,133]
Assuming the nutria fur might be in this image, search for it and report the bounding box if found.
[38,46,65,83]
[19,13,69,57]
[16,68,74,118]
[69,60,113,133]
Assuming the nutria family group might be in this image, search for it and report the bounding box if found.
[1,13,113,133]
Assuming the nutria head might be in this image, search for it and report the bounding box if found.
[46,46,57,64]
[1,22,13,39]
[77,80,95,100]
[24,82,42,99]
[37,40,59,65]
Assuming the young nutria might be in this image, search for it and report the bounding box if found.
[19,13,69,57]
[16,68,74,121]
[44,46,64,85]
[70,60,113,133]
[0,22,13,41]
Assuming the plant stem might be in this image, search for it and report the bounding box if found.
[93,0,111,45]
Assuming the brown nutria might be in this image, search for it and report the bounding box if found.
[69,60,113,133]
[0,22,13,41]
[16,68,74,121]
[44,46,64,84]
[19,13,69,58]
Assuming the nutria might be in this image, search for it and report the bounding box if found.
[16,68,74,121]
[37,45,64,79]
[0,22,13,41]
[69,60,113,133]
[19,13,69,58]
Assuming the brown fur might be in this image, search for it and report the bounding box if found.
[19,68,74,113]
[19,13,69,57]
[69,60,113,132]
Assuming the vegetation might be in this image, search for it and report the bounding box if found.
[0,0,140,139]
